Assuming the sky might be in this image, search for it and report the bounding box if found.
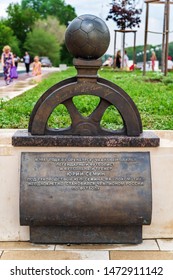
[0,0,173,55]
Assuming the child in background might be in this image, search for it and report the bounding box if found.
[13,54,20,68]
[32,56,41,76]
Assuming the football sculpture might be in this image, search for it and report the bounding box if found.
[65,14,110,59]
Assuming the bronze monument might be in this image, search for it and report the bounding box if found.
[13,14,159,244]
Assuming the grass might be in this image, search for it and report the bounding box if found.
[0,67,173,130]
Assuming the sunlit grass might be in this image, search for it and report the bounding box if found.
[0,67,173,130]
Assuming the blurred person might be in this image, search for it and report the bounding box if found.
[13,54,20,68]
[23,51,30,75]
[102,56,113,67]
[124,50,129,70]
[168,56,173,70]
[150,51,157,71]
[129,64,137,71]
[1,45,15,85]
[114,50,121,69]
[32,56,42,76]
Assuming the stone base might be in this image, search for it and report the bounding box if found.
[30,225,142,244]
[12,130,159,147]
[1,129,173,242]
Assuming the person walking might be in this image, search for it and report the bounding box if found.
[13,54,20,68]
[23,51,30,75]
[1,45,15,85]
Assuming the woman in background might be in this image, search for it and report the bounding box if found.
[151,51,157,71]
[1,45,14,85]
[115,50,121,69]
[23,51,30,75]
[124,50,129,70]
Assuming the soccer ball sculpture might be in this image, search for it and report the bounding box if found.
[65,14,110,60]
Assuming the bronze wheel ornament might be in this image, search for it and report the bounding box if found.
[29,15,142,137]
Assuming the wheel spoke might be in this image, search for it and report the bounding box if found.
[90,99,110,123]
[63,98,84,126]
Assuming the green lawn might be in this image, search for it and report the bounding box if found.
[0,67,173,130]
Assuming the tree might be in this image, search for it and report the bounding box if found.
[34,16,66,45]
[21,0,77,63]
[21,0,76,25]
[6,3,39,50]
[60,43,73,65]
[107,0,142,67]
[106,0,142,30]
[24,28,61,66]
[0,21,20,55]
[30,16,66,65]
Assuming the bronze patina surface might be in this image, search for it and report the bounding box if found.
[28,58,142,137]
[30,225,142,244]
[20,151,151,243]
[28,15,142,137]
[13,14,156,244]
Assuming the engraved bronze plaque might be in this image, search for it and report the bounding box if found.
[20,152,152,227]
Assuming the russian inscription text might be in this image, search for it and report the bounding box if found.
[20,151,152,228]
[22,152,147,191]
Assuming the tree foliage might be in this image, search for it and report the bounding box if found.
[6,3,39,50]
[21,0,76,25]
[107,0,142,30]
[125,44,163,64]
[34,16,66,45]
[1,0,77,64]
[24,28,61,66]
[60,43,73,65]
[0,22,20,55]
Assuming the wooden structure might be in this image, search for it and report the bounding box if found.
[114,29,137,68]
[143,0,172,75]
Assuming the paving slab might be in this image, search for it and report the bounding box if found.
[157,239,173,251]
[110,251,173,260]
[0,242,55,251]
[55,239,159,251]
[1,250,109,260]
[0,67,59,100]
[0,240,173,260]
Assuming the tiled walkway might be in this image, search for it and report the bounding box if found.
[0,239,173,260]
[0,67,59,100]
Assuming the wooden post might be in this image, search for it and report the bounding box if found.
[164,0,170,76]
[114,30,137,70]
[113,30,117,68]
[143,2,149,75]
[162,3,166,73]
[144,0,172,76]
[133,31,137,66]
[122,31,125,68]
